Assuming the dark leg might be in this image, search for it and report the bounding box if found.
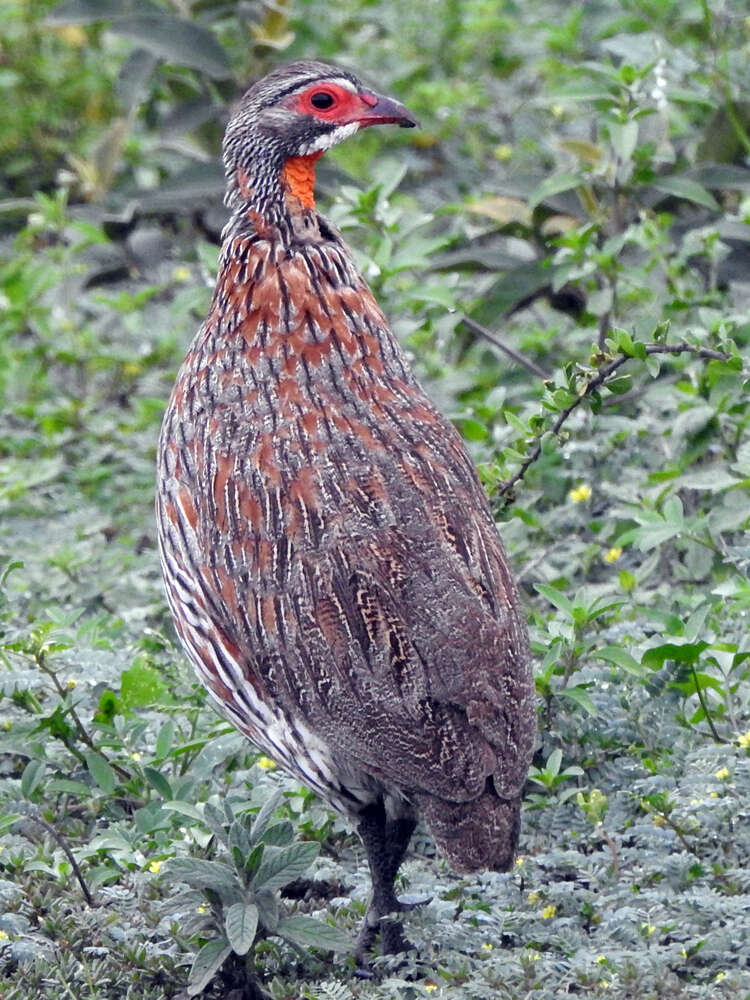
[354,802,417,963]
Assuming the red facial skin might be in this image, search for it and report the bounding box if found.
[283,82,418,129]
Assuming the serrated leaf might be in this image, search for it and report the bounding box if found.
[224,902,258,955]
[274,915,350,953]
[252,841,319,892]
[187,937,232,996]
[86,751,116,794]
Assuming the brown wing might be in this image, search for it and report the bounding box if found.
[157,233,535,803]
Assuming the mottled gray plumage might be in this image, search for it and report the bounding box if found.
[156,60,536,958]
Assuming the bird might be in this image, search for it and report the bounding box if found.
[156,59,536,961]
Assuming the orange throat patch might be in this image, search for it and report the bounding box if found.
[280,152,324,211]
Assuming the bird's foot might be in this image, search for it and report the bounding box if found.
[353,894,430,968]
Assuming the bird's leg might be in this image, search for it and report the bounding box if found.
[354,802,417,963]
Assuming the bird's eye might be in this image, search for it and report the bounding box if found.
[310,91,336,110]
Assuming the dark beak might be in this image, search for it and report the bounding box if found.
[351,91,419,129]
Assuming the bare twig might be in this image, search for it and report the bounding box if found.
[497,341,733,505]
[461,316,550,379]
[26,811,96,908]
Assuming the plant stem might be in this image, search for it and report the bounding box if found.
[497,341,733,504]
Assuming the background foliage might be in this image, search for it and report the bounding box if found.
[1,0,749,997]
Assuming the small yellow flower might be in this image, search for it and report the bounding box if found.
[424,986,437,994]
[67,678,77,690]
[604,547,622,563]
[0,930,8,941]
[197,905,208,914]
[148,861,162,874]
[494,143,514,162]
[709,791,718,798]
[599,981,611,989]
[130,752,142,762]
[541,905,556,919]
[715,971,726,982]
[569,484,592,503]
[55,25,87,47]
[527,891,540,904]
[641,923,656,936]
[737,731,750,749]
[256,756,277,771]
[681,948,688,959]
[525,950,542,962]
[715,767,730,780]
[596,955,607,965]
[172,266,191,283]
[515,856,525,866]
[481,942,493,952]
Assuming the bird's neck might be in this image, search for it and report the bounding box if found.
[224,151,325,244]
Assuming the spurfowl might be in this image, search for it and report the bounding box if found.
[156,60,536,959]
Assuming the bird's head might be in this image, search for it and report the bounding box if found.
[223,60,417,225]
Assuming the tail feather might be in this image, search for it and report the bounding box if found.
[417,783,521,874]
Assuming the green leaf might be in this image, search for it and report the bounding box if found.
[168,858,241,898]
[252,841,319,892]
[557,685,597,715]
[274,915,350,953]
[528,172,583,209]
[154,720,175,759]
[86,751,116,794]
[46,0,161,24]
[610,120,638,163]
[144,765,172,800]
[224,901,259,956]
[163,800,204,822]
[249,789,283,845]
[650,176,720,211]
[534,583,574,617]
[108,15,231,79]
[596,646,649,678]
[21,759,45,798]
[261,821,295,847]
[187,937,232,997]
[642,642,709,670]
[120,658,168,709]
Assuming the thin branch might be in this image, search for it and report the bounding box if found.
[690,663,726,744]
[497,341,733,504]
[26,811,96,908]
[461,316,550,379]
